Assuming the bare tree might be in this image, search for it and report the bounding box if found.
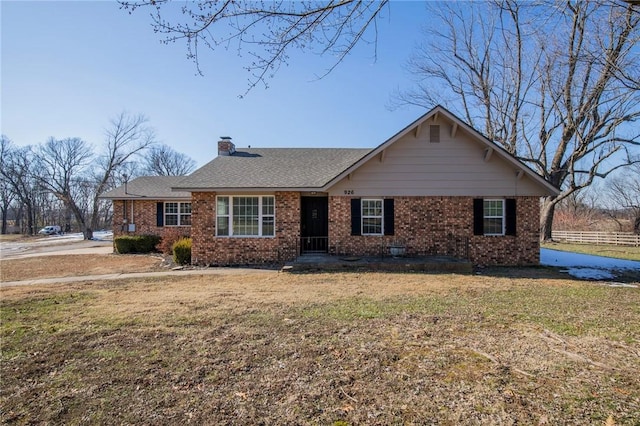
[2,114,156,237]
[607,164,640,233]
[142,144,196,176]
[0,136,16,234]
[90,112,156,237]
[36,191,67,232]
[0,136,41,235]
[396,0,640,240]
[553,185,603,231]
[34,137,95,238]
[30,112,155,239]
[0,179,15,234]
[119,0,389,93]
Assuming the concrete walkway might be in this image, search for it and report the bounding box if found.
[0,267,277,288]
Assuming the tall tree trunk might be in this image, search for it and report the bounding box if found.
[90,197,102,235]
[1,203,7,235]
[27,204,35,235]
[16,206,23,233]
[540,196,557,242]
[65,202,90,239]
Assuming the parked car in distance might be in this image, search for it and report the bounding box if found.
[38,225,62,235]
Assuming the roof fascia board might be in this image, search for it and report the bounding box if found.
[100,196,191,200]
[175,187,323,193]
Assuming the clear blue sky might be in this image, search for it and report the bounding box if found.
[1,1,429,168]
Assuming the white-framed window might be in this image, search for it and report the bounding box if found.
[483,199,505,235]
[165,202,192,226]
[216,197,230,236]
[216,195,275,237]
[361,199,383,235]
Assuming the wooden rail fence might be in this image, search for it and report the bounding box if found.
[551,231,640,247]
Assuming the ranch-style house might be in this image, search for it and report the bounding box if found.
[101,105,559,266]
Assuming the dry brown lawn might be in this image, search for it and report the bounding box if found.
[1,255,639,425]
[0,254,166,282]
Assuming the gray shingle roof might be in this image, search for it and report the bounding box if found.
[99,176,191,199]
[175,148,371,190]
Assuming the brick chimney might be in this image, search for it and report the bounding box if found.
[218,136,235,156]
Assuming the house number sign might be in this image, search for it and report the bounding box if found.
[343,190,354,195]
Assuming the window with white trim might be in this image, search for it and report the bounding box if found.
[165,202,191,226]
[361,199,383,235]
[483,199,505,235]
[216,196,275,237]
[216,197,230,236]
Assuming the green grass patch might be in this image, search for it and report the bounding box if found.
[471,284,639,340]
[301,295,457,321]
[1,292,95,358]
[300,284,638,342]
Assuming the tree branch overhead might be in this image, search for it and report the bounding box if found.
[119,0,389,94]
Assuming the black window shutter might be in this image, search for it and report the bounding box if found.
[351,198,361,236]
[156,202,164,227]
[473,198,484,235]
[384,198,394,236]
[505,198,517,236]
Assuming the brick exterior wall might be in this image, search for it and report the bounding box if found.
[328,196,540,266]
[113,195,540,266]
[470,197,540,265]
[112,199,190,245]
[190,192,301,266]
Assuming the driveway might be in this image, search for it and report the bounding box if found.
[0,231,277,288]
[0,232,113,260]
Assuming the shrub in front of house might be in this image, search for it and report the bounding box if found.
[115,235,162,254]
[157,228,191,255]
[172,237,192,265]
[137,235,162,253]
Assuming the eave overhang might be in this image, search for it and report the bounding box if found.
[173,186,327,193]
[99,194,192,201]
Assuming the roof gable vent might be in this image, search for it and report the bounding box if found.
[429,125,440,143]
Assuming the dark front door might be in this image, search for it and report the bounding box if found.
[301,196,328,253]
